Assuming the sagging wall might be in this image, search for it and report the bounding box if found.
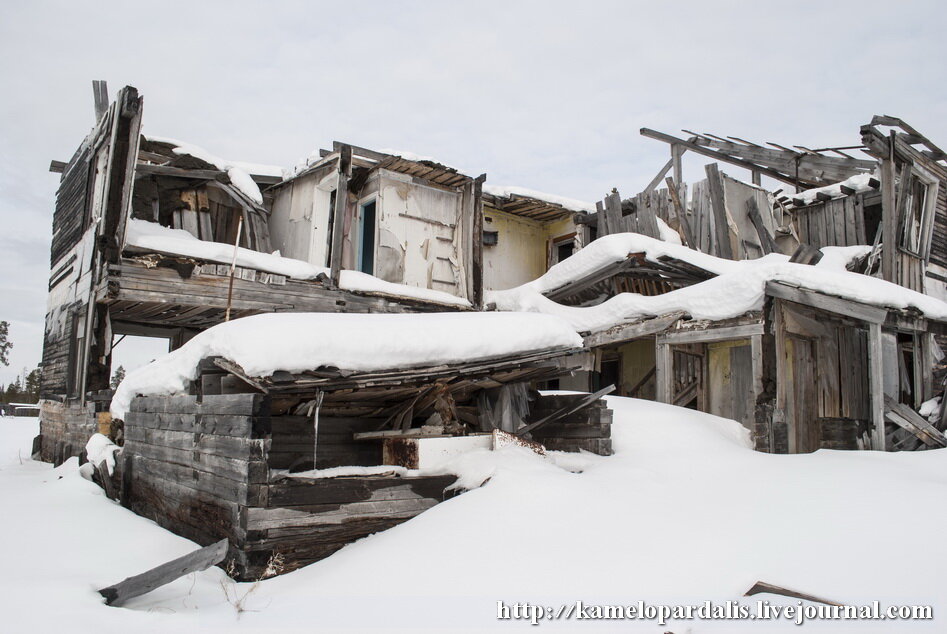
[769,301,872,453]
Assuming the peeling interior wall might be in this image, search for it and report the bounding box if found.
[542,215,580,259]
[482,209,547,290]
[482,209,579,291]
[268,164,335,266]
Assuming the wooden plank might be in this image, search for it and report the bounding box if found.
[640,128,821,188]
[516,385,615,436]
[765,281,887,324]
[471,174,485,308]
[635,191,661,239]
[595,200,608,235]
[672,144,683,186]
[584,311,686,348]
[704,163,733,259]
[665,177,695,247]
[655,342,672,403]
[94,460,117,500]
[98,539,228,606]
[213,358,269,393]
[746,198,777,254]
[658,323,763,345]
[868,323,885,450]
[329,145,351,286]
[603,191,623,237]
[884,396,947,448]
[880,136,898,282]
[134,163,228,181]
[643,158,674,194]
[92,80,108,122]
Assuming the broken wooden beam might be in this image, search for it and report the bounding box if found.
[98,539,229,607]
[746,198,777,255]
[517,385,615,437]
[212,357,270,393]
[883,396,947,448]
[584,311,687,348]
[745,581,842,607]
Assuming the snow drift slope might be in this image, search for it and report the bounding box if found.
[3,401,947,632]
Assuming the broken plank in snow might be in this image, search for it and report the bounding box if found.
[98,539,228,606]
[883,396,947,448]
[516,385,615,437]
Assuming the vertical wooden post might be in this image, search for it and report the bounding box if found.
[919,333,933,405]
[471,174,485,308]
[868,322,886,451]
[672,144,683,187]
[751,334,764,400]
[329,145,352,287]
[92,80,109,122]
[880,132,898,283]
[655,339,672,403]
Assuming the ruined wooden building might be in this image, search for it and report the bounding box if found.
[526,117,947,453]
[38,84,613,577]
[36,81,947,576]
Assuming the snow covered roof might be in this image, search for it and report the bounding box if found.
[786,171,879,207]
[124,219,471,308]
[110,312,583,419]
[487,232,947,334]
[282,144,474,190]
[142,135,284,204]
[482,184,596,216]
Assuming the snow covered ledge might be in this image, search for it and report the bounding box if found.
[111,312,583,421]
[124,219,472,309]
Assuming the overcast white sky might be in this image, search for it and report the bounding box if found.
[1,0,946,387]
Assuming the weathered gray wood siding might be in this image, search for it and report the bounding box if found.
[121,393,457,580]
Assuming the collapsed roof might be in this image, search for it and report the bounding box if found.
[110,311,585,420]
[486,232,947,336]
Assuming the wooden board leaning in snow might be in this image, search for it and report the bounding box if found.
[98,539,229,606]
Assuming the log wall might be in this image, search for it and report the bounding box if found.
[121,393,456,580]
[527,394,613,455]
[38,399,98,464]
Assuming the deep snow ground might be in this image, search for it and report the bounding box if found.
[2,399,946,633]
